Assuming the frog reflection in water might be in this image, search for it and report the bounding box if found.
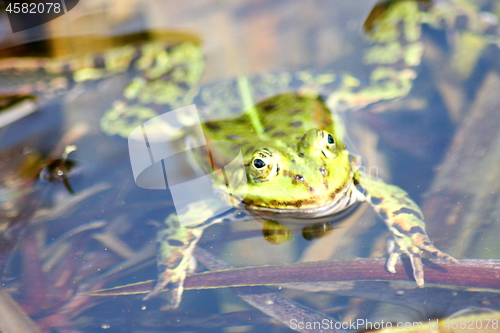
[1,0,499,310]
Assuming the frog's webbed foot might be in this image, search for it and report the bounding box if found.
[386,233,457,287]
[143,265,185,309]
[143,254,196,310]
[144,201,225,309]
[357,174,457,287]
[386,237,426,287]
[143,213,205,309]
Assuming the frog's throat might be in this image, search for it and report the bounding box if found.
[241,180,363,220]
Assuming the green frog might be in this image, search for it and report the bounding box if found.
[0,0,498,311]
[144,87,458,309]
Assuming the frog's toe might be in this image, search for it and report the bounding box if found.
[160,288,183,310]
[386,239,401,273]
[386,252,399,273]
[143,265,186,310]
[446,255,458,263]
[426,246,457,263]
[387,237,426,286]
[142,280,168,301]
[430,250,457,263]
[408,253,425,288]
[143,281,183,310]
[414,237,457,263]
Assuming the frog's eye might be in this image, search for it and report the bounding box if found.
[253,159,266,168]
[319,131,337,158]
[250,149,278,182]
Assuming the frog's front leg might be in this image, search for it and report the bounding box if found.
[143,200,222,309]
[356,173,456,287]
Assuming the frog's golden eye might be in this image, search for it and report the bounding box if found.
[250,149,278,182]
[319,131,337,158]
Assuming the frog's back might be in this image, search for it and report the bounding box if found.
[201,93,338,156]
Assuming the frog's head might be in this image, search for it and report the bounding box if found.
[239,127,353,215]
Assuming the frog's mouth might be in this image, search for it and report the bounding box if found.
[242,181,363,222]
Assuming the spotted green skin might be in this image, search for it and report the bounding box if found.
[1,0,499,311]
[203,93,352,210]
